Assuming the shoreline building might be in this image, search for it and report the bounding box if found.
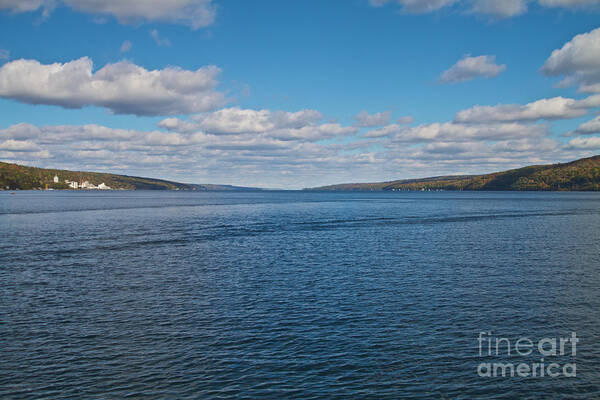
[64,179,110,190]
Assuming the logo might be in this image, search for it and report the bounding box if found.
[476,332,578,378]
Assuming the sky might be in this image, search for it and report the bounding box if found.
[0,0,599,189]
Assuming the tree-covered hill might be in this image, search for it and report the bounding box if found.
[308,155,600,191]
[0,161,198,190]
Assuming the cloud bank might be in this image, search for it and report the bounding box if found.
[2,87,599,188]
[159,107,357,141]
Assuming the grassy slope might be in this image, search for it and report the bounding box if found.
[309,155,600,191]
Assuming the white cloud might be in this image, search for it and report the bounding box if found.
[469,0,528,17]
[0,121,365,187]
[120,40,132,53]
[0,0,216,29]
[193,108,324,134]
[366,120,547,141]
[0,123,41,140]
[195,108,287,134]
[0,48,9,60]
[397,116,414,124]
[0,57,226,116]
[567,135,600,149]
[159,107,356,142]
[0,119,593,188]
[0,0,48,12]
[271,123,358,142]
[538,0,600,9]
[5,0,597,25]
[369,0,600,17]
[569,116,600,135]
[0,139,40,152]
[454,96,587,123]
[439,55,506,84]
[540,27,600,93]
[158,117,199,134]
[368,0,456,13]
[574,94,600,108]
[365,124,403,138]
[354,110,392,127]
[150,29,171,47]
[391,121,547,142]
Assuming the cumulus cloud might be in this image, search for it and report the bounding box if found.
[540,27,600,93]
[369,0,600,18]
[150,29,171,47]
[397,116,414,124]
[439,55,506,84]
[0,139,41,152]
[0,49,9,60]
[469,0,528,17]
[119,40,132,53]
[353,110,392,127]
[0,0,49,13]
[0,123,42,140]
[567,136,600,149]
[574,94,600,109]
[0,121,365,187]
[365,124,403,138]
[1,118,594,188]
[272,123,359,142]
[158,107,357,142]
[569,116,600,135]
[365,119,549,143]
[195,108,323,134]
[454,96,589,123]
[157,118,199,134]
[0,57,227,116]
[368,0,456,13]
[392,121,547,142]
[358,91,600,178]
[538,0,600,9]
[0,0,216,29]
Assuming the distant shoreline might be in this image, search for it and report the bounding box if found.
[3,155,600,192]
[305,155,600,192]
[0,161,264,192]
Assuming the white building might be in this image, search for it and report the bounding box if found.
[63,179,110,189]
[80,181,98,189]
[53,175,59,183]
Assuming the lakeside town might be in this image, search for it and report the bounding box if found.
[1,161,197,190]
[54,175,112,190]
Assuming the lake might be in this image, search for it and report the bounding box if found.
[1,190,599,398]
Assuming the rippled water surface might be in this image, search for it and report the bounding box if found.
[1,190,600,399]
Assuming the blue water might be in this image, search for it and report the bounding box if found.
[1,191,599,399]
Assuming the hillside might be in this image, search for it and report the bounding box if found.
[0,162,261,191]
[308,155,600,191]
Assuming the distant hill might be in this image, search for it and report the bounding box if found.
[308,155,600,191]
[0,161,262,191]
[189,184,264,192]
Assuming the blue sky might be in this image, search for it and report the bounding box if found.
[0,0,599,188]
